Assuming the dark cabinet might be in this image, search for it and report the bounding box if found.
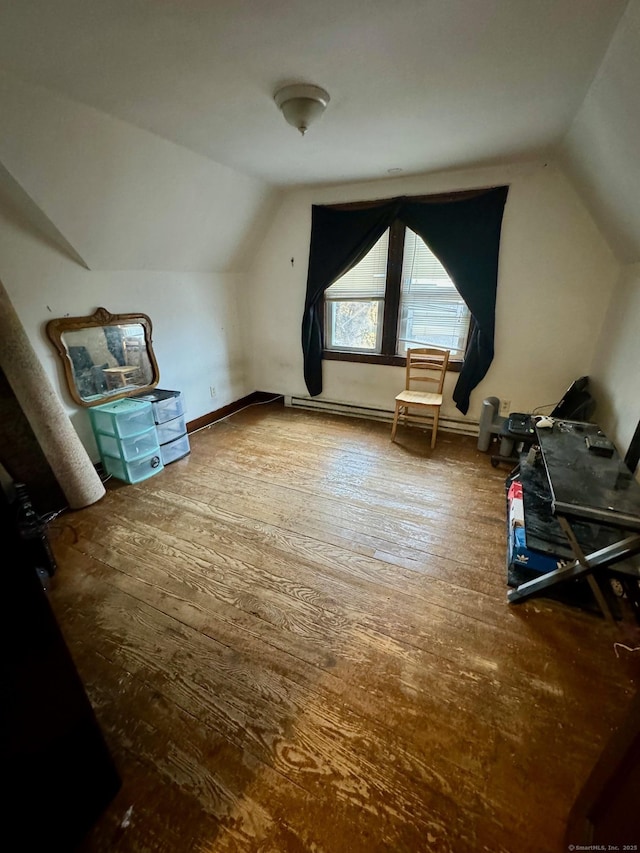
[2,484,121,848]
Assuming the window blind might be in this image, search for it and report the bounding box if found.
[398,229,470,353]
[326,230,389,299]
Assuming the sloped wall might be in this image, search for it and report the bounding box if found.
[560,0,640,264]
[589,263,640,459]
[0,199,253,459]
[0,70,280,461]
[0,69,276,273]
[559,0,640,460]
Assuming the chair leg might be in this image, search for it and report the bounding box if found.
[391,403,400,441]
[431,406,440,449]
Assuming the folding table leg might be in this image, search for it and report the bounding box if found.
[508,522,640,624]
[557,517,615,624]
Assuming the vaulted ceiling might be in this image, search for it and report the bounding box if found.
[0,0,638,262]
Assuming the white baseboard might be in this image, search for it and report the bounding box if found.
[284,395,479,436]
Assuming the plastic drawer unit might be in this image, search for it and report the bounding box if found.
[132,389,191,465]
[100,450,163,484]
[134,388,184,422]
[156,413,187,445]
[89,397,156,438]
[160,432,190,465]
[95,427,159,462]
[88,398,164,484]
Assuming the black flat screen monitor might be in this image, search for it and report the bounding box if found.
[550,375,595,421]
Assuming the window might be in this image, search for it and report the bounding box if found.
[323,221,470,366]
[324,230,388,353]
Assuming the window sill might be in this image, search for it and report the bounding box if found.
[322,350,463,372]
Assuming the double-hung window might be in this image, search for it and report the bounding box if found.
[324,230,389,353]
[323,220,470,367]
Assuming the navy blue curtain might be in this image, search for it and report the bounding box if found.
[302,201,401,396]
[400,187,509,413]
[301,186,509,414]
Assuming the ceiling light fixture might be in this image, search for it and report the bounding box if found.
[274,84,330,136]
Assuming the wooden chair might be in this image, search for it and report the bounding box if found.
[391,347,450,449]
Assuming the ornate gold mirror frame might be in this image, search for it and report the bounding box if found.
[46,307,160,407]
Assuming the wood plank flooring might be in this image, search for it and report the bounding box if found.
[47,401,640,852]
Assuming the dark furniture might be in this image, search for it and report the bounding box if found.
[566,687,640,846]
[507,420,640,622]
[490,413,537,468]
[625,418,640,475]
[490,376,596,468]
[2,482,121,847]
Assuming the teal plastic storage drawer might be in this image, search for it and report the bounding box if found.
[96,425,159,462]
[89,398,155,438]
[102,449,164,484]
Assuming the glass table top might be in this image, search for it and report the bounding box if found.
[535,420,640,530]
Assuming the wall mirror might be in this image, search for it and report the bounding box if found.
[46,307,160,407]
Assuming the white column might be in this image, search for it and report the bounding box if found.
[0,279,105,509]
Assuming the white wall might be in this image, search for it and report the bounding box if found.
[245,161,620,425]
[0,203,251,461]
[0,69,282,462]
[589,263,640,459]
[0,69,277,273]
[0,60,633,463]
[560,0,640,264]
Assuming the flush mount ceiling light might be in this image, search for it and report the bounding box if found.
[274,84,330,136]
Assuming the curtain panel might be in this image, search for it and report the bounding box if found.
[301,185,509,414]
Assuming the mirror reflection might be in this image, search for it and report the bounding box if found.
[46,307,160,407]
[63,325,153,401]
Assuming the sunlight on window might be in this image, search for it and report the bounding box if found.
[324,226,470,358]
[328,300,380,350]
[398,230,470,356]
[324,230,388,352]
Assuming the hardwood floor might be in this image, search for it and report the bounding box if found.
[47,401,640,852]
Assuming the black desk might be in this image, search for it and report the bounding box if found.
[507,420,640,621]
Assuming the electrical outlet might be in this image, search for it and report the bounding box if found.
[499,399,511,417]
[210,386,216,398]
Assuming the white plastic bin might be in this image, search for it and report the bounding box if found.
[160,433,191,465]
[156,414,187,445]
[133,389,184,424]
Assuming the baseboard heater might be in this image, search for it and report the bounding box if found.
[285,395,479,437]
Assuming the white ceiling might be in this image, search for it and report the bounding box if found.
[0,0,630,187]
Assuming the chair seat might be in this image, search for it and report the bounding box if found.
[395,390,443,407]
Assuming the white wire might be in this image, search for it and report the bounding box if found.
[531,402,557,414]
[614,643,640,658]
[37,396,281,524]
[190,394,284,435]
[42,507,71,523]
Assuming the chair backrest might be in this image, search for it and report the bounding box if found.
[405,347,450,394]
